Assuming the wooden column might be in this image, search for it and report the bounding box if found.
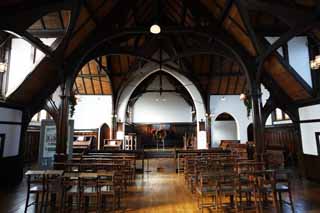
[55,84,69,163]
[251,83,265,161]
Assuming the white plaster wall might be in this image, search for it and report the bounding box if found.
[0,107,22,157]
[211,121,238,146]
[133,92,192,123]
[7,38,56,96]
[261,84,270,107]
[72,95,112,130]
[299,104,320,155]
[132,75,192,123]
[288,37,312,87]
[210,95,252,147]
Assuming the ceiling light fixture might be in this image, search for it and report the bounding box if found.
[310,55,320,70]
[150,24,161,34]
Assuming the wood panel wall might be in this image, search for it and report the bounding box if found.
[23,128,40,163]
[264,125,299,166]
[133,123,196,149]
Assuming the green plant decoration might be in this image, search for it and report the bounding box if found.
[243,97,252,118]
[69,95,77,118]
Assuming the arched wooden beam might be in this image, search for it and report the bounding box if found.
[65,26,256,96]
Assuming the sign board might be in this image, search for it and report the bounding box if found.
[38,120,74,169]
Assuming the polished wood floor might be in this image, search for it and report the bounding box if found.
[1,159,320,212]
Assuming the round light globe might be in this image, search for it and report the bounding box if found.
[240,93,246,100]
[150,24,161,34]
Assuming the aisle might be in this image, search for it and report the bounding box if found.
[124,158,197,213]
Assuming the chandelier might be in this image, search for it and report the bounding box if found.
[310,55,320,70]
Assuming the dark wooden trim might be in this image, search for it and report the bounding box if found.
[316,132,320,156]
[0,121,22,125]
[299,119,320,124]
[0,101,24,110]
[0,134,5,158]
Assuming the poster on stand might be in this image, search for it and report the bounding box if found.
[38,120,74,169]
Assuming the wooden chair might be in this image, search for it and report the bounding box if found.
[196,172,220,212]
[79,173,99,212]
[61,172,81,212]
[255,170,279,213]
[217,172,239,213]
[237,168,260,212]
[184,157,196,192]
[275,169,295,212]
[98,171,118,212]
[24,170,46,213]
[43,170,63,212]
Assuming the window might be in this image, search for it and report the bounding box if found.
[31,110,52,123]
[272,108,290,122]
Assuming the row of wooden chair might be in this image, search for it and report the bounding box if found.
[183,153,295,212]
[25,154,137,212]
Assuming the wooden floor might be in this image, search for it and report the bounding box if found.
[1,159,320,212]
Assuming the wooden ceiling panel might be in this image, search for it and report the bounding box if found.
[83,78,94,94]
[227,4,246,30]
[88,60,98,74]
[75,77,86,94]
[81,64,90,74]
[227,76,237,94]
[236,77,247,94]
[219,77,228,94]
[28,20,43,30]
[42,12,61,29]
[101,80,112,95]
[92,77,102,94]
[208,79,219,94]
[264,55,311,100]
[120,55,129,72]
[200,0,222,19]
[61,10,71,29]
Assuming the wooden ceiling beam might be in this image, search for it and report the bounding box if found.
[217,56,223,94]
[217,0,234,26]
[18,31,53,57]
[225,62,233,94]
[27,29,66,38]
[58,10,65,29]
[233,71,240,94]
[242,0,313,27]
[235,0,262,54]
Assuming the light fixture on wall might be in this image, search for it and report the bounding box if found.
[0,62,7,73]
[239,93,246,100]
[310,55,320,70]
[199,119,205,131]
[221,96,226,101]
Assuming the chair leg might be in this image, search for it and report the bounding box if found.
[24,190,30,213]
[234,191,238,213]
[44,191,49,213]
[288,191,295,213]
[272,190,280,213]
[35,193,39,212]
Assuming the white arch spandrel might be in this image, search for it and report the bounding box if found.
[116,62,207,149]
